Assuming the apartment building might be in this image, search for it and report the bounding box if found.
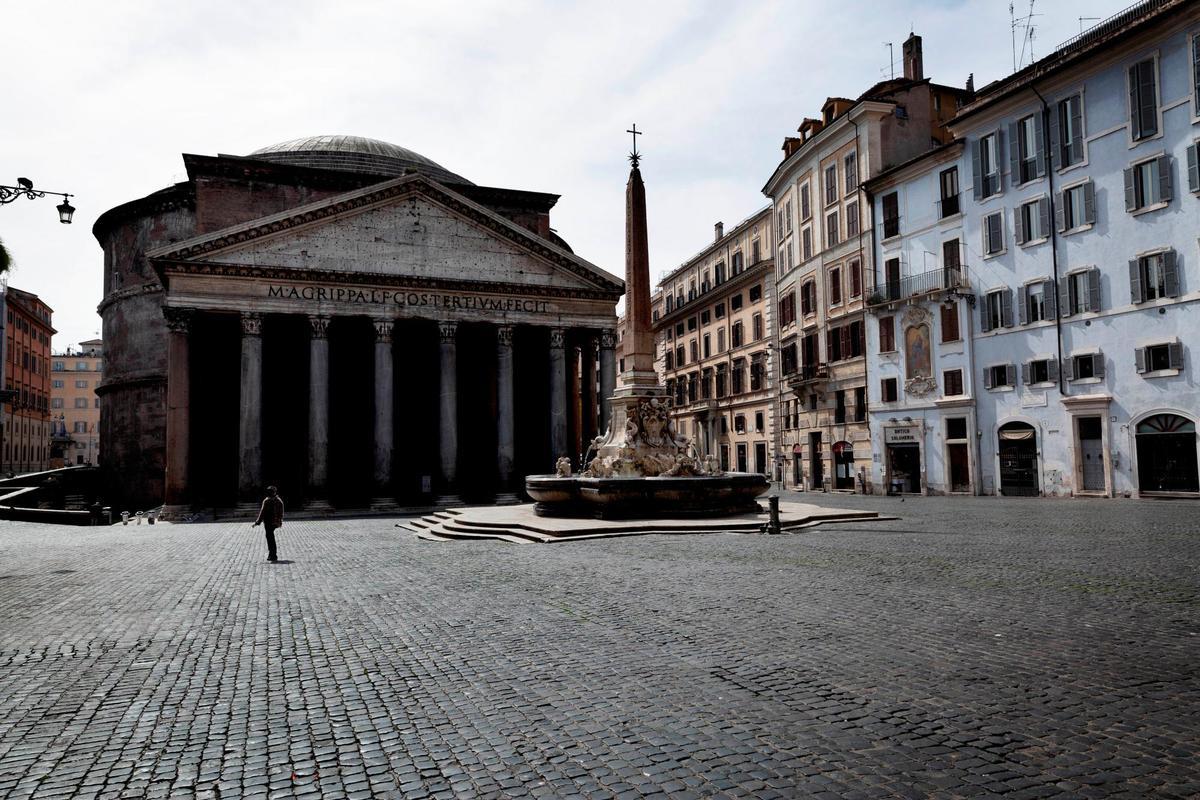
[652,210,776,475]
[3,287,54,474]
[946,0,1200,497]
[765,32,971,491]
[50,338,103,467]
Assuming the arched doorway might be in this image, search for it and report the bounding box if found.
[833,441,855,491]
[792,444,803,487]
[1136,414,1199,494]
[998,421,1039,496]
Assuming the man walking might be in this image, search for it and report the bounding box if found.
[253,485,285,562]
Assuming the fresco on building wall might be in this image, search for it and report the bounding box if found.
[905,323,931,380]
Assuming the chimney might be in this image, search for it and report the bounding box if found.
[714,221,724,241]
[965,72,975,96]
[902,32,923,81]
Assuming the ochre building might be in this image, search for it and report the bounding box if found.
[94,136,623,511]
[3,287,54,475]
[50,338,103,467]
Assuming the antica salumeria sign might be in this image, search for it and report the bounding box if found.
[265,284,551,314]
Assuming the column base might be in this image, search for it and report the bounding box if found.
[235,501,262,519]
[370,496,400,513]
[434,494,462,508]
[158,504,192,521]
[304,498,335,514]
[494,492,523,506]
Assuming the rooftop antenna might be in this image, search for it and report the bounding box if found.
[1078,16,1100,33]
[1015,0,1041,70]
[884,42,895,79]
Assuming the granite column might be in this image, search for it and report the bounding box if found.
[162,307,193,515]
[237,312,264,500]
[437,321,460,506]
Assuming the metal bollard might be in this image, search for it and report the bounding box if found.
[765,495,781,535]
[121,511,130,526]
[135,511,144,525]
[147,510,157,525]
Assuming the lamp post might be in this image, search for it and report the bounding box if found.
[0,178,75,223]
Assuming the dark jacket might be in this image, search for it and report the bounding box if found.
[255,496,284,528]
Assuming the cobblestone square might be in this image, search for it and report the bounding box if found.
[0,494,1197,798]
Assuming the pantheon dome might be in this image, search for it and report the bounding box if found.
[247,135,472,185]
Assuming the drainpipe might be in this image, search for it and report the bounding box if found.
[964,295,984,495]
[850,117,872,492]
[1030,85,1067,397]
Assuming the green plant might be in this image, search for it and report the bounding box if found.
[0,237,11,274]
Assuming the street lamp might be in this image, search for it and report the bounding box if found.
[0,178,75,223]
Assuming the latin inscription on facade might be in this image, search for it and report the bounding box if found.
[266,285,550,313]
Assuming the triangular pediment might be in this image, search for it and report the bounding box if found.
[148,174,623,296]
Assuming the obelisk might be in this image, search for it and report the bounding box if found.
[616,125,664,396]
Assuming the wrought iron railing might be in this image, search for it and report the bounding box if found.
[786,363,828,385]
[869,266,969,306]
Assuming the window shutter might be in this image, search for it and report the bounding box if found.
[1156,155,1172,203]
[1038,197,1050,239]
[983,367,993,390]
[1020,362,1031,385]
[826,332,833,363]
[1018,284,1029,325]
[1092,353,1106,380]
[980,297,993,332]
[1048,103,1060,169]
[989,214,1002,254]
[972,138,983,200]
[840,325,851,356]
[1001,289,1014,327]
[1048,357,1059,383]
[1168,341,1184,370]
[1087,267,1101,312]
[981,217,989,254]
[1188,143,1200,193]
[1062,355,1075,381]
[1124,166,1136,211]
[994,128,1004,194]
[1043,279,1058,319]
[1128,259,1143,304]
[1006,364,1016,387]
[1128,65,1141,139]
[1033,113,1046,177]
[1162,249,1180,297]
[1008,122,1021,183]
[1014,206,1026,245]
[1135,346,1147,374]
[1055,191,1066,231]
[1138,61,1157,138]
[1083,181,1096,224]
[1059,276,1073,318]
[1070,97,1084,163]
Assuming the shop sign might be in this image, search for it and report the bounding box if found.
[884,425,920,445]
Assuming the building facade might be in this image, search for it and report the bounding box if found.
[94,136,623,511]
[3,287,54,475]
[765,33,971,491]
[947,0,1200,497]
[652,210,776,475]
[50,339,103,467]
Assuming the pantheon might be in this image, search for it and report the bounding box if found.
[94,136,623,511]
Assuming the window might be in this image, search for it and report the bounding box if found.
[834,390,846,423]
[734,415,746,434]
[947,417,967,440]
[73,421,88,433]
[1136,342,1184,373]
[715,364,727,396]
[781,341,798,375]
[752,313,763,341]
[943,369,964,396]
[1055,94,1084,167]
[881,377,898,402]
[703,334,711,358]
[784,201,793,234]
[849,259,861,297]
[825,211,840,247]
[1066,352,1104,381]
[881,192,900,238]
[690,339,698,362]
[52,379,63,389]
[715,302,725,319]
[749,284,762,302]
[74,379,88,389]
[1125,156,1172,212]
[884,257,901,300]
[1188,142,1200,194]
[779,293,796,327]
[1016,197,1049,245]
[755,411,765,432]
[984,364,1015,389]
[981,289,1013,332]
[940,303,960,342]
[717,327,726,352]
[700,310,710,325]
[750,358,765,391]
[1059,181,1095,231]
[1061,268,1101,316]
[715,262,727,284]
[94,398,100,409]
[687,316,697,332]
[829,268,842,306]
[983,211,1004,256]
[665,350,674,370]
[824,164,838,205]
[1023,358,1055,385]
[1129,58,1158,141]
[939,167,959,217]
[826,322,864,362]
[854,387,866,422]
[731,322,744,348]
[675,346,685,367]
[1013,114,1043,184]
[844,152,857,192]
[732,361,745,394]
[752,238,761,263]
[802,227,813,261]
[731,294,743,311]
[800,183,811,220]
[51,397,63,409]
[846,201,859,237]
[1019,281,1055,324]
[1194,35,1200,113]
[675,322,684,337]
[800,280,816,315]
[74,397,89,409]
[975,131,1002,198]
[1129,251,1179,303]
[687,373,698,403]
[879,316,895,352]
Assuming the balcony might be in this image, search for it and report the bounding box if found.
[786,363,828,394]
[868,266,969,308]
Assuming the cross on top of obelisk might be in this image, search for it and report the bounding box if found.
[627,123,642,168]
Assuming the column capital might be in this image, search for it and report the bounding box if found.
[438,320,458,344]
[308,314,331,339]
[599,329,617,350]
[549,327,567,349]
[163,307,195,334]
[496,324,515,348]
[240,312,263,337]
[373,317,394,342]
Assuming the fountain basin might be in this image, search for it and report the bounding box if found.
[525,473,769,519]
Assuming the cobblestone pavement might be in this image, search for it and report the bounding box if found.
[0,494,1197,799]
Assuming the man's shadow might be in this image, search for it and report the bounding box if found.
[267,560,295,565]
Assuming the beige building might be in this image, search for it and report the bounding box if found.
[50,339,103,467]
[651,210,775,475]
[764,33,970,491]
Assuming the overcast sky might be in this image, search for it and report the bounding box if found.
[3,0,1127,349]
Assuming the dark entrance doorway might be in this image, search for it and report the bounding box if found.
[998,421,1039,496]
[1136,414,1199,493]
[792,445,803,486]
[809,431,823,490]
[887,444,920,493]
[754,442,767,476]
[1078,416,1105,492]
[833,441,855,490]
